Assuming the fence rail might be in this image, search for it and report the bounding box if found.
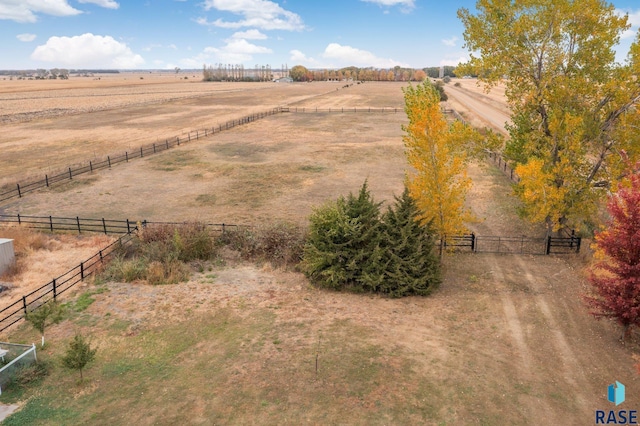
[0,231,136,333]
[0,108,284,204]
[283,107,400,113]
[0,214,135,234]
[443,233,581,255]
[0,214,250,235]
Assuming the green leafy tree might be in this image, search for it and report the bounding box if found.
[62,334,97,381]
[25,301,65,347]
[303,181,384,292]
[458,0,640,234]
[380,188,441,297]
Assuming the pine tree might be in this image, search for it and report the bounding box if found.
[303,181,383,292]
[381,188,441,297]
[586,158,640,341]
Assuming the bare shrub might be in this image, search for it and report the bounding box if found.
[219,222,305,268]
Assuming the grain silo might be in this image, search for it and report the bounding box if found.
[0,239,15,276]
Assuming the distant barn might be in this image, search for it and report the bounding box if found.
[274,77,293,83]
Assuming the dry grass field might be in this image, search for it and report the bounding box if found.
[0,76,638,425]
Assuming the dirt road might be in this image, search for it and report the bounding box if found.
[444,79,512,136]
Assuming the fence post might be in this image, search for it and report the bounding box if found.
[49,216,53,232]
[45,174,49,187]
[22,296,27,315]
[17,214,21,225]
[77,216,81,234]
[90,161,93,172]
[52,278,57,301]
[69,167,72,180]
[126,219,131,233]
[80,262,84,279]
[166,139,169,150]
[471,233,476,252]
[222,223,225,233]
[153,143,156,153]
[102,218,107,235]
[99,250,103,262]
[546,236,552,255]
[108,156,111,168]
[16,184,21,198]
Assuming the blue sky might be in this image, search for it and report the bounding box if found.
[1,0,640,70]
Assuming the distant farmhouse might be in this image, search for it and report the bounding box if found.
[274,76,293,83]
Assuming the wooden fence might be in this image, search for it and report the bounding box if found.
[283,107,401,113]
[0,231,136,333]
[0,214,249,235]
[0,108,283,203]
[486,151,520,184]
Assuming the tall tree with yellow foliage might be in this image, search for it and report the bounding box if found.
[458,0,640,235]
[402,81,492,255]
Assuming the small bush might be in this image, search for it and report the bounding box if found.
[101,222,216,285]
[14,360,51,388]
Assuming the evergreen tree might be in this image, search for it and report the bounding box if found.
[381,188,441,297]
[303,181,383,292]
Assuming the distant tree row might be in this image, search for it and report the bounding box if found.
[289,65,429,82]
[202,64,273,82]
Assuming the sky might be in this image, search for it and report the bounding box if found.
[1,0,640,70]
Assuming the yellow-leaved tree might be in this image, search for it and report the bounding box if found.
[403,81,496,255]
[458,0,640,235]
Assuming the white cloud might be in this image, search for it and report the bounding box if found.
[289,49,322,67]
[0,0,81,23]
[31,33,145,68]
[17,33,36,42]
[439,56,468,67]
[205,38,272,63]
[442,36,458,47]
[360,0,415,12]
[77,0,119,9]
[143,43,178,52]
[231,29,267,40]
[616,9,640,39]
[200,0,304,31]
[322,43,408,68]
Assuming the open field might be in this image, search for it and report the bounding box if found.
[0,77,639,424]
[0,74,386,187]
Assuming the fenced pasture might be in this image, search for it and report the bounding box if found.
[1,79,386,186]
[1,111,409,225]
[0,108,283,202]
